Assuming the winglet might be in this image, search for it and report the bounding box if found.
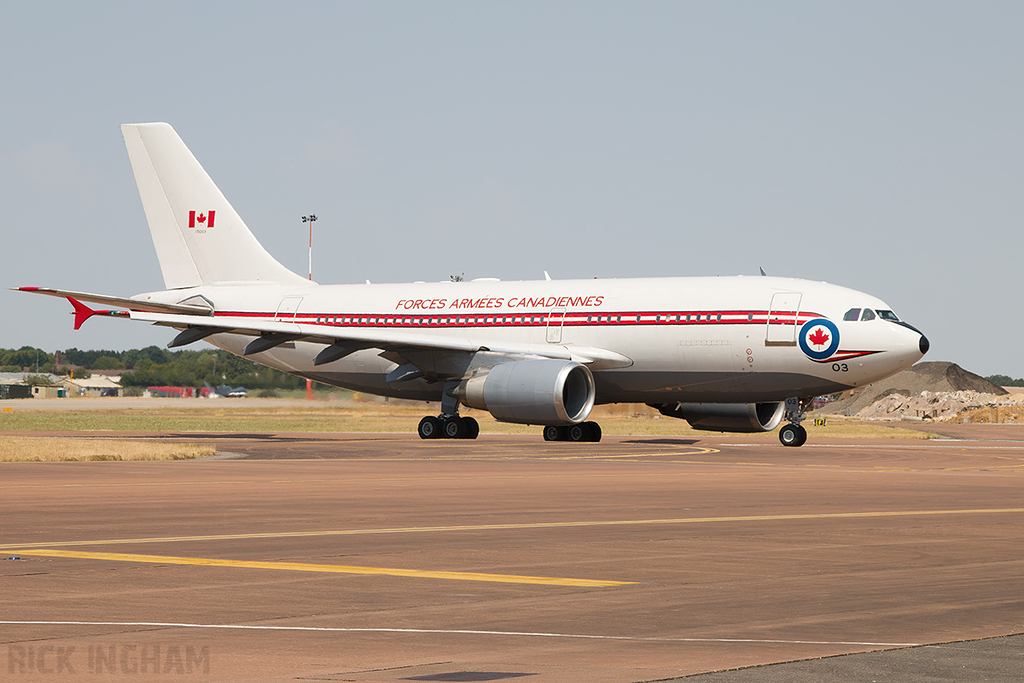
[66,297,125,330]
[68,297,100,330]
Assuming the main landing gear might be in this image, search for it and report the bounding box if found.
[417,414,479,440]
[418,381,480,440]
[543,422,602,442]
[778,397,811,447]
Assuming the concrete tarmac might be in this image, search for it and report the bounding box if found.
[2,430,1023,681]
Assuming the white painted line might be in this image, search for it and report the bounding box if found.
[0,621,919,647]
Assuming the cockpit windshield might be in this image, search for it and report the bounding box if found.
[842,307,901,322]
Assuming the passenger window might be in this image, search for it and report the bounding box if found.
[860,309,875,321]
[843,308,861,321]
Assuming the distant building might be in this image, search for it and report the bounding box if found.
[65,375,123,397]
[0,373,124,398]
[0,373,65,399]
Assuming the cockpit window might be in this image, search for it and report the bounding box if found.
[876,309,900,322]
[843,308,861,321]
[860,308,876,321]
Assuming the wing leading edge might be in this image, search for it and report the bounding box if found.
[127,309,633,372]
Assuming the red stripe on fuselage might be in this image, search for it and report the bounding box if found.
[209,309,824,329]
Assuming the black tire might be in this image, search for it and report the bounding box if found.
[793,423,807,447]
[568,424,587,442]
[543,425,565,441]
[418,416,441,439]
[584,422,602,442]
[779,423,806,447]
[463,417,480,439]
[443,416,467,439]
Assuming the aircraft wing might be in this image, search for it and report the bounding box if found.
[15,287,212,316]
[128,310,633,371]
[16,287,632,373]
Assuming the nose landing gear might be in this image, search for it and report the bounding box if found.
[778,422,807,447]
[779,397,811,447]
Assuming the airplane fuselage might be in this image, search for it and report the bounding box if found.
[137,274,925,405]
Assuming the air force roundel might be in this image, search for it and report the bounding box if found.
[798,318,840,361]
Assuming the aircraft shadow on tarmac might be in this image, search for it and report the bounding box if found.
[162,432,326,442]
[620,438,701,445]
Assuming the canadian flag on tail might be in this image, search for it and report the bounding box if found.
[188,210,216,228]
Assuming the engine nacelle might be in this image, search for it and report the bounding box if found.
[457,360,596,426]
[650,401,785,433]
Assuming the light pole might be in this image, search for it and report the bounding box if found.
[301,214,317,280]
[301,215,317,400]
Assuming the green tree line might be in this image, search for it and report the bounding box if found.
[984,375,1024,388]
[1,346,307,390]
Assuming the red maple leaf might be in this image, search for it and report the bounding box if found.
[197,213,207,223]
[808,327,830,347]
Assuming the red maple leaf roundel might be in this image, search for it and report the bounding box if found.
[808,327,830,347]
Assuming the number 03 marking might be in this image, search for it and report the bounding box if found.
[832,363,849,372]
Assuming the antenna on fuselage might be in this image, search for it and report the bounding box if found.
[759,266,767,276]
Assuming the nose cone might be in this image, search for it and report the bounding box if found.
[892,321,928,367]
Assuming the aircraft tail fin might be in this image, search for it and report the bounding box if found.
[121,123,309,289]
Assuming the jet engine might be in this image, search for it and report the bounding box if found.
[457,360,596,426]
[650,401,785,433]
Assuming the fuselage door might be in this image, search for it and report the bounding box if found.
[546,306,566,343]
[275,296,303,322]
[766,292,801,345]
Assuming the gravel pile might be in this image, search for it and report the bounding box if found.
[820,362,1007,419]
[856,389,1007,420]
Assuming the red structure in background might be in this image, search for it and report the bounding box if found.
[147,386,199,398]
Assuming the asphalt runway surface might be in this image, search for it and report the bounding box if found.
[2,429,1024,681]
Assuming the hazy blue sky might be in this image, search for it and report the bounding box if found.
[3,2,1022,376]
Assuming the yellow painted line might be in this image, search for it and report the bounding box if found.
[7,549,632,587]
[3,508,1023,551]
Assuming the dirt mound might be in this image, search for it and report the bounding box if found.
[821,362,1006,417]
[904,362,1007,394]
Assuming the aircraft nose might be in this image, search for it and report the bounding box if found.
[893,321,928,361]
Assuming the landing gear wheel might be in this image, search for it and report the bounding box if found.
[568,424,587,442]
[543,423,601,442]
[462,416,480,439]
[418,416,441,439]
[443,416,467,439]
[779,423,807,447]
[543,425,567,441]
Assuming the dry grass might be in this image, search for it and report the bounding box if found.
[0,437,214,462]
[0,399,940,440]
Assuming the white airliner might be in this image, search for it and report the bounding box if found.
[17,123,929,446]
